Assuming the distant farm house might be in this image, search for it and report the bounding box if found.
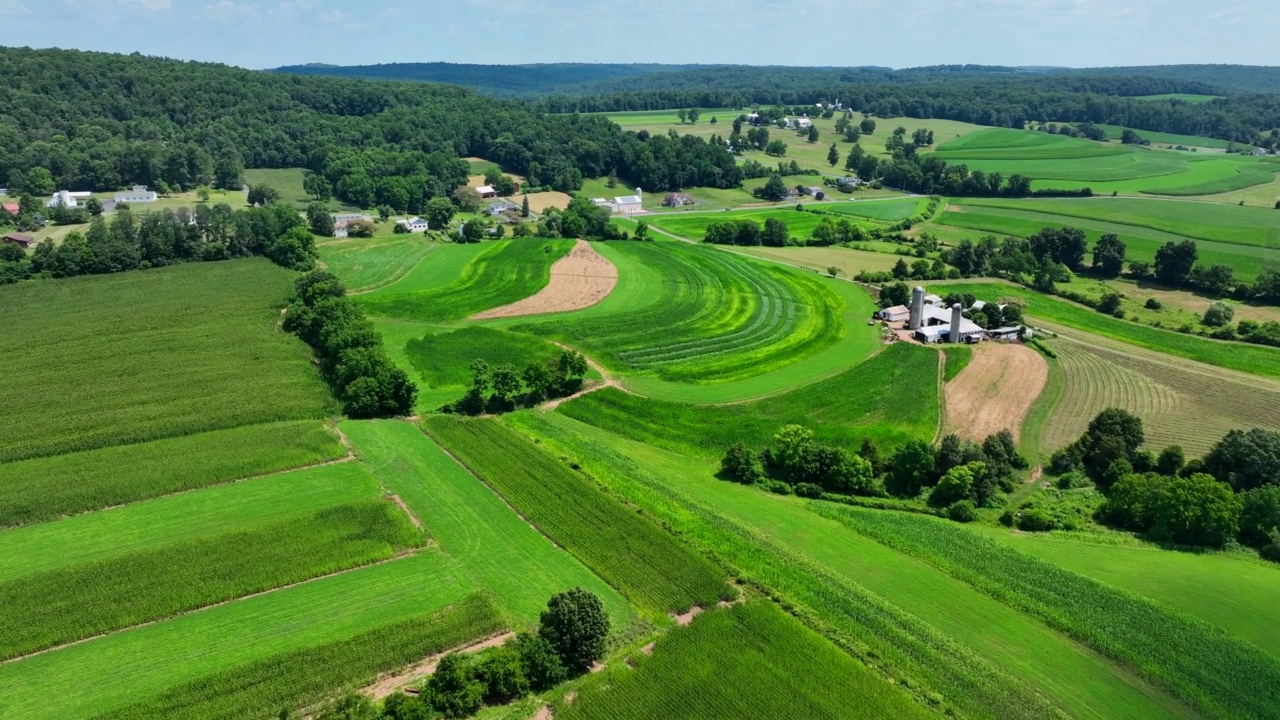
[485,199,520,217]
[333,213,374,237]
[807,186,825,200]
[113,185,157,203]
[475,185,497,199]
[592,188,644,216]
[397,216,429,233]
[3,232,34,249]
[795,117,814,129]
[663,192,694,208]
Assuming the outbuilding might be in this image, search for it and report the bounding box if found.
[113,185,157,203]
[878,305,910,322]
[988,326,1024,341]
[397,217,429,233]
[2,232,34,249]
[475,185,497,199]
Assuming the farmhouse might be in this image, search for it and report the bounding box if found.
[3,232,33,249]
[45,190,92,208]
[485,199,520,217]
[475,185,497,199]
[837,177,863,191]
[397,216,429,232]
[113,185,157,203]
[664,192,694,207]
[878,305,910,322]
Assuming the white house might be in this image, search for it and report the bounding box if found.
[113,185,157,203]
[45,190,92,208]
[398,216,429,232]
[796,117,814,129]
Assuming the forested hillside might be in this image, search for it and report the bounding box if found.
[0,48,740,211]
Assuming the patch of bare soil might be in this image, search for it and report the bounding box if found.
[672,606,704,627]
[944,343,1049,442]
[385,494,423,529]
[471,240,618,320]
[363,632,515,701]
[640,642,655,655]
[540,379,620,411]
[532,706,554,720]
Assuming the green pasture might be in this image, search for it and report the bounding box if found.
[97,595,504,720]
[0,420,344,528]
[242,168,361,212]
[559,342,941,456]
[423,416,730,614]
[0,552,472,720]
[647,205,884,242]
[0,462,379,580]
[0,260,335,464]
[938,282,1280,379]
[1096,123,1236,148]
[317,234,439,293]
[404,326,563,390]
[1130,94,1223,105]
[359,239,572,323]
[1035,155,1280,196]
[512,411,1194,720]
[557,601,930,720]
[820,505,1280,720]
[340,419,633,628]
[515,241,846,385]
[727,244,908,277]
[0,500,423,660]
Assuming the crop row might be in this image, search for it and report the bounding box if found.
[0,421,345,528]
[358,239,573,323]
[816,505,1280,720]
[559,342,941,457]
[508,411,1062,720]
[0,501,423,660]
[422,416,729,613]
[557,601,929,720]
[0,260,336,463]
[93,594,505,720]
[521,242,844,383]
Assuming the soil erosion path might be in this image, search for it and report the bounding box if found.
[471,239,617,320]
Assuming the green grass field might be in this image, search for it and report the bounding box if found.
[726,244,910,277]
[95,594,504,720]
[1129,94,1223,105]
[937,282,1280,379]
[516,241,846,384]
[513,411,1192,720]
[317,234,439,293]
[0,420,344,527]
[0,551,474,720]
[556,601,931,720]
[359,240,573,323]
[404,326,563,389]
[647,205,884,243]
[242,168,361,212]
[1096,123,1236,148]
[340,419,633,628]
[819,505,1280,720]
[0,501,423,660]
[422,416,730,614]
[0,260,335,463]
[558,342,941,456]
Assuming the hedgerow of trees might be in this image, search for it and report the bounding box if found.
[445,351,589,415]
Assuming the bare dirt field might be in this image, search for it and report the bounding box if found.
[471,239,618,320]
[521,191,573,213]
[944,342,1049,442]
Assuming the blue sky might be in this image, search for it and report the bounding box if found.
[3,0,1274,70]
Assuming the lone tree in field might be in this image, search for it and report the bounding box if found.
[677,108,688,124]
[827,143,839,167]
[688,108,701,124]
[521,195,530,217]
[539,588,609,673]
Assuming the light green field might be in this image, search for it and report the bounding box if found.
[317,234,439,293]
[984,530,1280,656]
[339,419,633,628]
[1130,94,1223,105]
[647,204,890,243]
[0,260,335,463]
[0,462,379,580]
[0,420,344,528]
[728,244,913,276]
[0,552,472,720]
[557,601,931,720]
[242,168,361,212]
[511,411,1195,720]
[403,326,564,389]
[1096,123,1236,148]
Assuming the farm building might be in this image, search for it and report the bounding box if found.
[475,185,497,199]
[333,213,371,224]
[988,326,1024,341]
[594,189,644,216]
[796,117,814,129]
[878,305,910,322]
[908,287,983,344]
[664,192,694,207]
[807,187,825,200]
[923,293,943,306]
[1,203,18,216]
[397,217,429,233]
[3,232,33,249]
[45,190,92,208]
[113,185,157,203]
[485,200,520,217]
[836,177,863,191]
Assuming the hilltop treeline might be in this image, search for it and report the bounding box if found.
[0,47,740,208]
[543,75,1280,145]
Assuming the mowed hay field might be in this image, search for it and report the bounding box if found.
[0,259,335,463]
[944,343,1048,442]
[317,234,439,293]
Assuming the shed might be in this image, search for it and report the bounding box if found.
[878,305,910,322]
[923,294,943,306]
[475,185,497,199]
[988,326,1023,341]
[3,232,34,249]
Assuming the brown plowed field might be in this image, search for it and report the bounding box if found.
[471,239,618,319]
[944,343,1048,442]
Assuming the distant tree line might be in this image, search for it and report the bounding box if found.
[282,272,416,418]
[720,424,1028,522]
[1051,409,1280,560]
[0,202,318,285]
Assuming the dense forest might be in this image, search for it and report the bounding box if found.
[0,48,746,211]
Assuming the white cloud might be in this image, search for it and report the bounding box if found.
[0,0,30,14]
[197,0,260,23]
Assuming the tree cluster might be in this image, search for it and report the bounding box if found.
[886,430,1029,513]
[282,272,416,418]
[1,201,317,285]
[720,425,876,498]
[702,217,789,247]
[311,589,608,720]
[445,351,588,415]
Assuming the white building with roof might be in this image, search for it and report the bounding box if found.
[593,188,644,216]
[114,185,157,203]
[397,216,429,233]
[45,190,93,208]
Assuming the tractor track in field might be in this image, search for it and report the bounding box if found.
[362,631,517,700]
